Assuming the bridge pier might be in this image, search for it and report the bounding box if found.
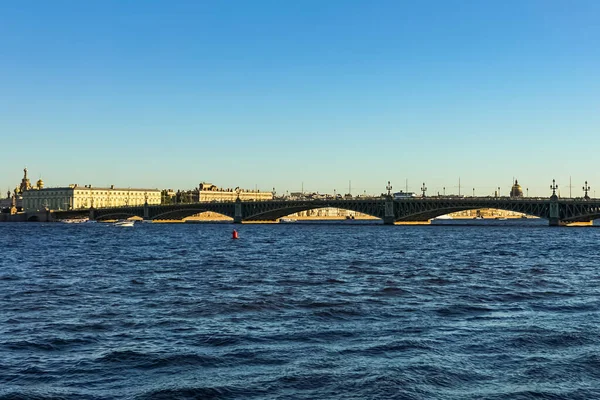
[234,200,242,224]
[89,207,95,221]
[549,196,561,226]
[383,197,395,225]
[143,202,149,220]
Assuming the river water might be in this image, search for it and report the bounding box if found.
[1,222,600,399]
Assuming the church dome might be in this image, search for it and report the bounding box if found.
[510,180,523,197]
[36,178,44,189]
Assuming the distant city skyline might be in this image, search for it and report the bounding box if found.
[2,1,599,197]
[3,167,596,199]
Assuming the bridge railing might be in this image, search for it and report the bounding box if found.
[54,196,599,214]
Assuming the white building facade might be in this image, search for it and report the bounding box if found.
[23,185,161,212]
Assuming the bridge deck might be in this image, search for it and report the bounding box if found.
[50,197,600,226]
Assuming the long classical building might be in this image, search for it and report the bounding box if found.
[23,184,161,212]
[196,183,273,202]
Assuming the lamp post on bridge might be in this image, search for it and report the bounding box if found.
[443,187,446,196]
[421,182,427,198]
[549,179,560,226]
[472,188,475,197]
[550,179,558,198]
[497,187,501,197]
[583,181,590,200]
[527,188,529,197]
[384,181,394,225]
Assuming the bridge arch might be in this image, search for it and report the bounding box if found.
[96,212,140,221]
[561,212,600,223]
[243,203,382,221]
[395,205,546,222]
[151,209,233,221]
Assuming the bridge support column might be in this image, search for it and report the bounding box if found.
[549,199,561,226]
[89,207,95,221]
[234,200,243,224]
[383,197,395,225]
[143,202,149,220]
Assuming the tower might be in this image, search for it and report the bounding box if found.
[19,167,32,194]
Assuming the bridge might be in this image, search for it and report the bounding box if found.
[52,195,600,226]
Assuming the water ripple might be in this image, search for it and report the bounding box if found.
[1,222,599,399]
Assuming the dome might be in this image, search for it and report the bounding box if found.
[36,179,44,189]
[510,179,523,197]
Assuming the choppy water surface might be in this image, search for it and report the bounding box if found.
[1,222,600,399]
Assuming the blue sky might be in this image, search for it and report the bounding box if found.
[1,0,599,197]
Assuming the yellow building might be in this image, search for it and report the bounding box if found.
[23,184,161,211]
[198,183,273,202]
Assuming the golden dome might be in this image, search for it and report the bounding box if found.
[36,178,44,189]
[510,179,523,197]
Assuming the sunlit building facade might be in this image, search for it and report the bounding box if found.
[23,185,161,211]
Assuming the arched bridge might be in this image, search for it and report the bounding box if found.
[52,196,600,226]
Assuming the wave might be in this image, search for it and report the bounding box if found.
[0,393,100,400]
[3,337,97,352]
[434,304,493,316]
[96,350,223,369]
[136,385,268,400]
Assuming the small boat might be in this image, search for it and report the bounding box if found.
[279,218,297,223]
[114,220,135,227]
[61,218,89,224]
[473,216,484,220]
[432,214,453,220]
[495,217,508,221]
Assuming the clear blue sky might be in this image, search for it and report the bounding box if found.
[1,0,599,197]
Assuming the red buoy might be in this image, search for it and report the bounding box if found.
[232,229,239,239]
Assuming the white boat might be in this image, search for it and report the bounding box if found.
[432,214,453,220]
[279,218,297,223]
[114,220,135,227]
[61,218,89,224]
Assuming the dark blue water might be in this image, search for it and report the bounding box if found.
[2,222,600,399]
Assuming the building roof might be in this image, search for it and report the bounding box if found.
[25,186,160,192]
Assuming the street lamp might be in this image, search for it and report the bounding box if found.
[550,179,558,197]
[386,181,392,196]
[472,188,475,197]
[421,182,427,198]
[583,181,590,200]
[497,187,501,197]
